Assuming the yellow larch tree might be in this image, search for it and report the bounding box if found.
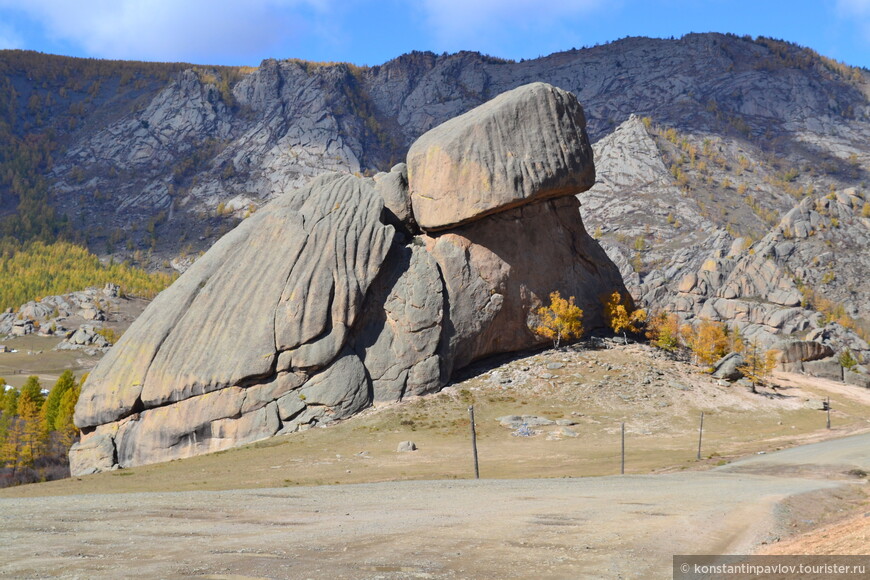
[603,291,647,344]
[535,291,584,349]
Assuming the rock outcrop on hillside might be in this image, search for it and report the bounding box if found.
[580,115,870,372]
[70,83,627,475]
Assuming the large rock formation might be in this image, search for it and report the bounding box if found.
[70,83,627,475]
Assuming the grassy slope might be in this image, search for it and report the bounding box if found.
[2,342,868,499]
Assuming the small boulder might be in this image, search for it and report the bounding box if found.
[397,441,417,452]
[79,306,105,321]
[556,426,579,438]
[497,415,524,428]
[521,415,555,426]
[711,352,745,381]
[68,433,117,475]
[804,398,828,411]
[803,357,843,382]
[844,367,870,389]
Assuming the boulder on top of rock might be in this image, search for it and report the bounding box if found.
[407,82,594,230]
[71,83,627,476]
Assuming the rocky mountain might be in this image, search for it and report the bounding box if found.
[580,114,870,367]
[69,84,626,474]
[2,32,868,399]
[3,34,869,258]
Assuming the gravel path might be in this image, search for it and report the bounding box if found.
[0,469,852,579]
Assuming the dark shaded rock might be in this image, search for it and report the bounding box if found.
[373,163,415,230]
[427,196,626,370]
[352,244,444,402]
[775,340,835,367]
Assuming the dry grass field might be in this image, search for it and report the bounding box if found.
[3,342,868,498]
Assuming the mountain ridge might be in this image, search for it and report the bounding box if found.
[1,32,869,358]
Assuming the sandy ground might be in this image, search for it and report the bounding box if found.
[2,433,868,579]
[2,343,869,578]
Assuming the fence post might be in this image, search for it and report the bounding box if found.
[469,405,479,479]
[621,422,625,475]
[826,397,831,430]
[697,411,704,460]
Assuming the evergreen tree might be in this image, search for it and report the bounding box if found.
[54,380,81,449]
[42,370,75,434]
[1,416,23,476]
[20,376,44,409]
[17,391,44,470]
[2,388,18,417]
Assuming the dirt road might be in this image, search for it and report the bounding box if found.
[3,434,869,579]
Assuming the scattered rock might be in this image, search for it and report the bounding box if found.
[711,352,745,381]
[396,441,417,452]
[804,399,828,411]
[844,368,870,389]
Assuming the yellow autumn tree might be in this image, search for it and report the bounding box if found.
[682,319,730,368]
[603,291,647,344]
[535,291,584,348]
[738,340,777,392]
[646,310,681,352]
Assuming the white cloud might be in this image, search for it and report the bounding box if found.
[0,0,332,63]
[418,0,604,56]
[838,0,870,15]
[0,22,23,50]
[836,0,870,47]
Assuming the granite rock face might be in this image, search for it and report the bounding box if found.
[70,83,626,474]
[407,83,594,231]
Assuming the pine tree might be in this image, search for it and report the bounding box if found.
[1,416,24,476]
[738,341,777,392]
[2,388,18,417]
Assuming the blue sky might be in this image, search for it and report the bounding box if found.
[1,1,870,68]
